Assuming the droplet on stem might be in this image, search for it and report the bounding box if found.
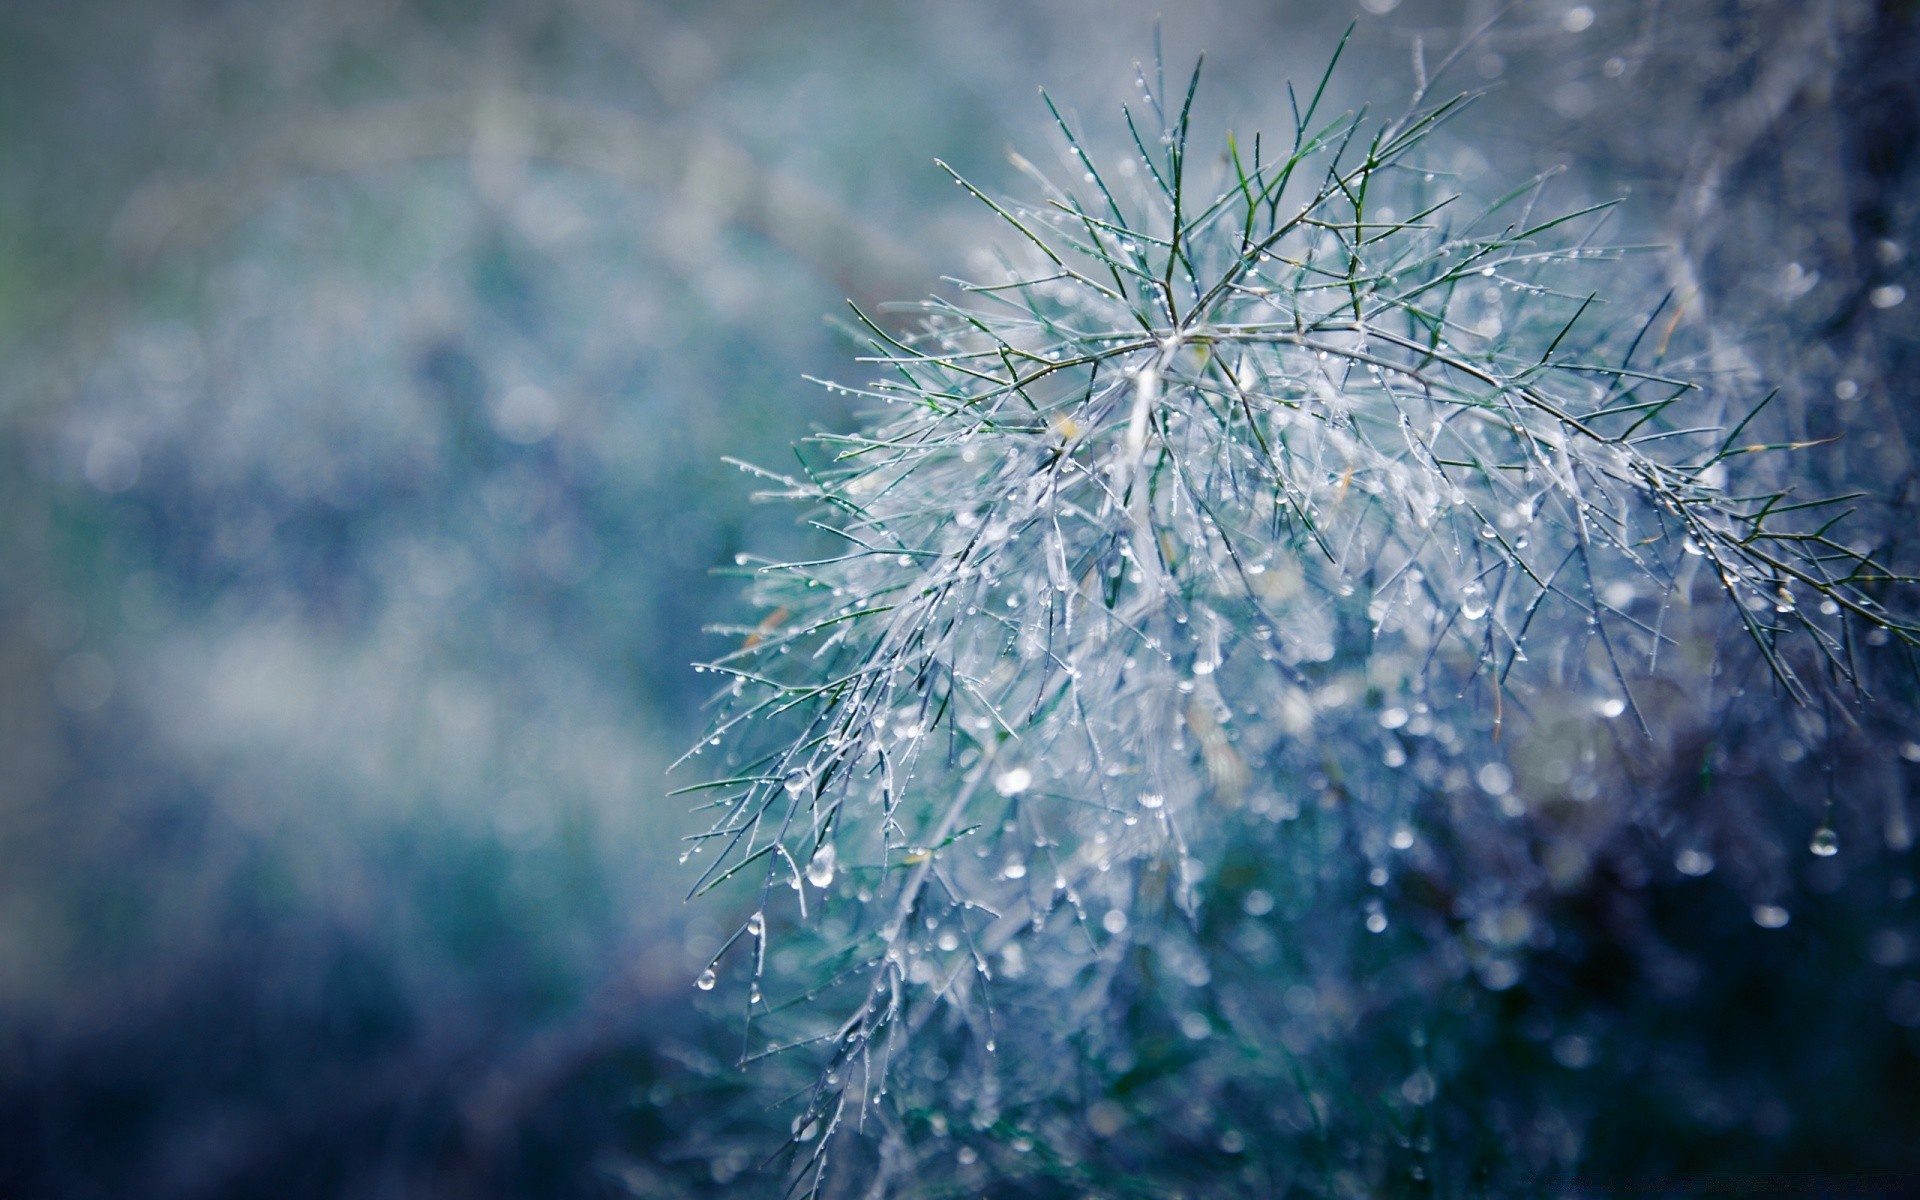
[807,842,837,888]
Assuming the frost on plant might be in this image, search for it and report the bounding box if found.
[678,44,1914,1198]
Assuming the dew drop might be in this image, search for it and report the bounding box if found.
[783,771,811,796]
[1459,582,1489,621]
[695,968,717,991]
[747,911,765,936]
[807,842,838,888]
[1139,792,1165,810]
[1753,904,1791,929]
[1809,826,1839,857]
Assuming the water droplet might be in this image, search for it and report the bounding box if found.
[1139,792,1165,810]
[695,968,717,990]
[1366,911,1389,933]
[807,843,837,888]
[1390,826,1415,851]
[1810,826,1839,857]
[1595,697,1627,719]
[747,911,765,936]
[783,771,810,796]
[1459,581,1489,621]
[1752,904,1791,929]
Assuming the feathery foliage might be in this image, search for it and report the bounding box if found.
[680,41,1915,1197]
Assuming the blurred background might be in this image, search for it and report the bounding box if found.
[0,0,1913,1196]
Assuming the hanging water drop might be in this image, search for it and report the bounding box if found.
[1810,826,1839,857]
[807,842,838,888]
[1459,582,1489,621]
[695,968,717,991]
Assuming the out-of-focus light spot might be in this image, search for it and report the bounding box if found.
[1563,5,1595,33]
[1835,378,1860,400]
[1476,53,1506,80]
[1753,904,1791,929]
[1087,1100,1126,1137]
[1869,284,1906,310]
[1400,1069,1436,1104]
[84,435,141,493]
[1869,929,1910,966]
[1552,1034,1595,1069]
[1481,959,1521,989]
[1552,81,1595,118]
[1359,0,1401,13]
[1675,848,1715,876]
[1779,261,1819,299]
[53,652,115,712]
[491,383,560,443]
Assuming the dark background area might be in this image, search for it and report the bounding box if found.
[0,1,1914,1195]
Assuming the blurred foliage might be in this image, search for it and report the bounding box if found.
[0,0,1915,1197]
